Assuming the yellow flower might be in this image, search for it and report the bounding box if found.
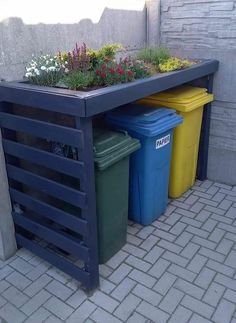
[159,57,193,73]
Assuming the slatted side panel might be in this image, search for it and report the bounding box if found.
[0,102,99,290]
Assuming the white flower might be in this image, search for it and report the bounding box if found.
[48,66,56,71]
[65,68,69,73]
[35,69,40,76]
[41,66,46,70]
[25,72,33,78]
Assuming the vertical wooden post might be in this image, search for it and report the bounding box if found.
[197,74,214,180]
[75,117,99,290]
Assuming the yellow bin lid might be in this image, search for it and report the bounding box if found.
[138,86,214,112]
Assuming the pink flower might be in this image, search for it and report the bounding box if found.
[127,70,133,76]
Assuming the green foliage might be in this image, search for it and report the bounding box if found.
[99,44,121,59]
[128,59,151,79]
[63,71,95,90]
[158,57,193,73]
[88,44,121,68]
[137,47,170,67]
[25,42,195,90]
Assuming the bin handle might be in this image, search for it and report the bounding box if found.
[93,129,128,154]
[115,129,128,136]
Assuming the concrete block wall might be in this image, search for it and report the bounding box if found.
[161,0,236,185]
[0,6,147,81]
[0,131,17,260]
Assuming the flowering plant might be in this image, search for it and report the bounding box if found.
[123,58,151,79]
[88,44,121,68]
[25,54,65,86]
[158,57,194,73]
[58,43,90,73]
[24,43,195,90]
[95,57,150,86]
[95,60,134,86]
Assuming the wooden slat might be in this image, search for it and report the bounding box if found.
[0,112,83,148]
[10,188,87,236]
[16,234,90,285]
[3,139,84,179]
[76,117,99,289]
[13,212,89,261]
[0,84,86,117]
[197,74,214,181]
[7,165,86,208]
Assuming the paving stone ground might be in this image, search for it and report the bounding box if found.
[0,180,236,323]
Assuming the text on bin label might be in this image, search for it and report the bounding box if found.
[156,134,170,149]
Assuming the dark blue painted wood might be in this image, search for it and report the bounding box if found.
[0,112,83,148]
[197,74,214,180]
[0,101,98,289]
[16,234,90,284]
[7,165,87,208]
[76,117,99,290]
[0,84,86,116]
[0,60,219,118]
[0,60,219,290]
[13,212,89,261]
[84,60,219,116]
[3,139,84,179]
[10,188,87,236]
[0,103,24,196]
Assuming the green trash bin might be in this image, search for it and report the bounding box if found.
[94,129,140,263]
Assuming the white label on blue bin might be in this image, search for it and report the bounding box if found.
[156,134,170,149]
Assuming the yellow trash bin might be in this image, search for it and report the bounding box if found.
[138,86,214,198]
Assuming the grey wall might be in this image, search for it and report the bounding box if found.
[0,131,17,260]
[161,0,236,185]
[0,7,147,81]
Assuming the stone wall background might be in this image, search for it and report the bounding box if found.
[160,0,236,184]
[0,6,147,81]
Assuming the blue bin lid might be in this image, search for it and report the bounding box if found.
[107,104,183,137]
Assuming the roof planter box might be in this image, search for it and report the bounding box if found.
[0,59,219,117]
[0,59,219,291]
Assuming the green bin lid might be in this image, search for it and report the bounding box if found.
[93,128,140,171]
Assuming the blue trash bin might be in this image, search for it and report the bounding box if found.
[106,104,183,225]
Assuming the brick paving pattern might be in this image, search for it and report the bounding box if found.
[0,180,236,322]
